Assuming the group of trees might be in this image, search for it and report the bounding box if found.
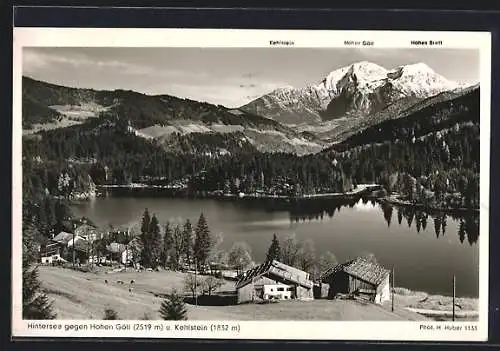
[183,273,225,299]
[138,210,214,271]
[265,233,339,279]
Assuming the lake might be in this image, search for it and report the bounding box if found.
[70,195,480,298]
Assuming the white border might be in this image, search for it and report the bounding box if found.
[12,28,491,341]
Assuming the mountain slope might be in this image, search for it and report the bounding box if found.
[311,83,479,143]
[22,76,325,155]
[240,61,464,125]
[328,85,479,151]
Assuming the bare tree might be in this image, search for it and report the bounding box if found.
[228,242,252,275]
[202,276,224,296]
[297,239,316,272]
[183,273,202,299]
[208,231,226,274]
[313,251,339,280]
[281,234,300,267]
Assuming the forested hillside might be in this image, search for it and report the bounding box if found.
[22,78,480,213]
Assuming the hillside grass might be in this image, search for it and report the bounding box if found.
[39,266,432,321]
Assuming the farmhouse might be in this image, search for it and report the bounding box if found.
[235,260,314,304]
[319,257,391,304]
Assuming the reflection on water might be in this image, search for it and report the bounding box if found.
[282,197,479,246]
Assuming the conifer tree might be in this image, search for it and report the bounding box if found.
[194,213,211,270]
[266,234,281,262]
[161,222,173,268]
[23,223,56,320]
[159,290,187,320]
[181,219,193,267]
[140,208,152,267]
[171,224,183,270]
[149,214,162,268]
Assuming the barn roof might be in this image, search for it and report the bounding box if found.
[321,257,390,286]
[235,260,313,290]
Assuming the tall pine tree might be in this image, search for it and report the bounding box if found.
[141,208,155,267]
[194,213,211,270]
[172,224,183,270]
[266,234,281,262]
[161,222,173,268]
[149,214,162,268]
[140,208,152,267]
[182,219,193,267]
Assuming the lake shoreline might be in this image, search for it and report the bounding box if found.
[93,184,480,214]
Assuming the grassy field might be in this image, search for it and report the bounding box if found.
[37,266,475,321]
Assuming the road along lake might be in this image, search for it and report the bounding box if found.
[70,195,479,298]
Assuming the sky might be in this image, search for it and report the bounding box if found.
[23,47,480,108]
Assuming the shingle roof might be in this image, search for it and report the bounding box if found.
[321,257,390,286]
[53,232,74,245]
[235,260,313,290]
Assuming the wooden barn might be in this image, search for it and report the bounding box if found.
[235,260,314,304]
[319,257,391,304]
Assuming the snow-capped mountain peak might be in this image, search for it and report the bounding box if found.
[240,61,463,124]
[346,61,388,80]
[386,62,458,97]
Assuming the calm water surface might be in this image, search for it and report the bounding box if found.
[70,196,480,297]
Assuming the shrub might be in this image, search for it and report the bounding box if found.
[103,308,119,320]
[140,312,152,320]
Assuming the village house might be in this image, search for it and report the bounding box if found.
[235,260,314,304]
[318,257,391,304]
[39,231,73,264]
[39,242,65,264]
[43,231,91,264]
[74,223,100,242]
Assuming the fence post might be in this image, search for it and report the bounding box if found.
[391,266,395,312]
[195,257,198,307]
[452,275,456,321]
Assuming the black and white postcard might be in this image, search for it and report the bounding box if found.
[11,28,491,341]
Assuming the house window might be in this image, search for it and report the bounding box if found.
[270,288,273,292]
[277,287,284,291]
[287,287,293,291]
[284,296,288,299]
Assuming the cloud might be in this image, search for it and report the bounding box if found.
[23,50,146,74]
[23,49,208,80]
[159,80,287,108]
[21,48,290,107]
